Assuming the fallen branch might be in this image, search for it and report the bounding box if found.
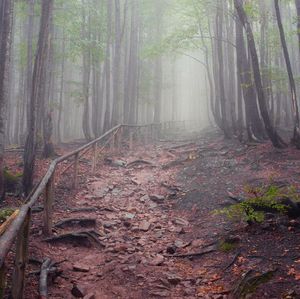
[54,218,96,229]
[224,251,240,271]
[69,207,97,213]
[166,248,216,259]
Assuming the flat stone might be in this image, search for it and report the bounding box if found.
[73,263,90,273]
[149,290,170,297]
[103,221,117,229]
[139,221,151,232]
[150,254,164,266]
[167,274,181,285]
[71,284,87,298]
[173,217,189,226]
[140,195,150,202]
[122,213,135,220]
[83,294,95,299]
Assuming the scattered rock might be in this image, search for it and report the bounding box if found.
[139,221,151,232]
[122,213,135,220]
[173,217,189,226]
[149,202,158,209]
[83,293,96,299]
[166,245,177,254]
[103,221,117,229]
[140,195,150,202]
[150,254,164,266]
[71,284,87,298]
[73,263,90,273]
[150,194,165,203]
[111,159,127,167]
[149,290,170,297]
[167,274,181,285]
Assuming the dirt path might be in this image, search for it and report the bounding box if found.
[23,130,300,299]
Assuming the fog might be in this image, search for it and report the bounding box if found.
[1,0,300,191]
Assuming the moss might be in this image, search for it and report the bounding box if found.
[0,208,15,225]
[237,270,276,298]
[218,240,237,252]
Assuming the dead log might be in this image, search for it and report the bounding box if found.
[54,218,96,229]
[44,230,105,248]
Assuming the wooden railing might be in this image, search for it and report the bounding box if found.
[0,121,189,298]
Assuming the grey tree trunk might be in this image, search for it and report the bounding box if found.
[0,0,14,199]
[234,0,286,148]
[23,0,53,195]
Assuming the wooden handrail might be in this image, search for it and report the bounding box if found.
[0,121,188,298]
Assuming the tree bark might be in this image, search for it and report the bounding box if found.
[23,0,53,195]
[0,0,14,200]
[234,0,286,148]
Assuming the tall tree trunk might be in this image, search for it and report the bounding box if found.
[23,0,53,195]
[0,0,14,199]
[216,0,230,138]
[103,0,112,132]
[234,0,286,148]
[277,0,300,147]
[82,0,92,140]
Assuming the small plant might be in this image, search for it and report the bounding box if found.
[218,240,237,252]
[220,184,300,224]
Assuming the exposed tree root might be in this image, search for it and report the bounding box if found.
[233,268,277,299]
[126,159,155,168]
[54,218,96,229]
[44,230,105,248]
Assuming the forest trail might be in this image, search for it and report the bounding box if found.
[23,129,300,299]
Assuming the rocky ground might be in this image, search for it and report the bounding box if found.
[2,128,300,298]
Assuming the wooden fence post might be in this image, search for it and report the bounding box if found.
[110,134,115,152]
[117,127,122,152]
[0,263,6,299]
[129,131,133,150]
[73,153,79,189]
[43,174,54,236]
[145,126,149,144]
[91,143,97,174]
[11,210,31,299]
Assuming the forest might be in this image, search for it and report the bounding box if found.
[1,0,300,298]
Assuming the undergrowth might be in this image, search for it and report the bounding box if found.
[220,184,300,224]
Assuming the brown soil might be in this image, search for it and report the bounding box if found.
[2,130,300,299]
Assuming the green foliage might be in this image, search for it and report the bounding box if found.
[220,184,300,224]
[218,240,237,252]
[0,208,15,225]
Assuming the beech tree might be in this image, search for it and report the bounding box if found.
[0,0,14,199]
[23,0,54,195]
